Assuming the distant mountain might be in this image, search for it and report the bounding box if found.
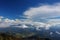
[0,24,60,40]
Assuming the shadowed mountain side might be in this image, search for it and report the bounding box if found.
[0,26,51,40]
[0,32,51,40]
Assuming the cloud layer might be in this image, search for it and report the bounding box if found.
[0,16,60,30]
[23,3,60,30]
[0,16,50,30]
[0,3,60,31]
[24,3,60,21]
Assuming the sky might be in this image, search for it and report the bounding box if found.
[0,0,60,19]
[0,0,60,30]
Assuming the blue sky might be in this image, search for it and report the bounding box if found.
[0,0,60,19]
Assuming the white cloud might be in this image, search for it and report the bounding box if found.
[47,19,60,26]
[15,24,29,28]
[0,16,4,19]
[0,16,43,28]
[21,3,60,30]
[0,17,22,28]
[24,3,60,21]
[56,31,60,35]
[0,16,50,30]
[0,16,60,30]
[1,3,60,30]
[50,32,53,35]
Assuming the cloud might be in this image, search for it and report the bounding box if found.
[20,3,60,30]
[56,31,60,34]
[0,17,22,28]
[0,16,60,30]
[15,24,29,28]
[1,3,60,30]
[24,3,60,21]
[47,19,60,26]
[0,16,50,30]
[50,32,53,35]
